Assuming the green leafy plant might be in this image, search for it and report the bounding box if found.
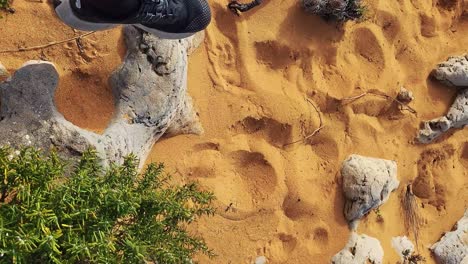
[0,0,14,18]
[0,0,12,11]
[0,147,215,263]
[0,0,9,9]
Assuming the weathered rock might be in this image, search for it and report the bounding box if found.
[391,236,415,261]
[0,61,97,157]
[0,26,204,167]
[397,87,414,105]
[418,55,468,143]
[431,210,468,264]
[417,88,468,143]
[341,154,399,223]
[432,55,468,87]
[331,233,384,264]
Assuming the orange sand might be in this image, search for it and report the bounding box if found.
[1,0,467,263]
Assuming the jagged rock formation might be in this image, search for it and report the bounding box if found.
[331,232,384,264]
[431,210,468,264]
[417,55,468,143]
[341,154,399,224]
[0,26,204,167]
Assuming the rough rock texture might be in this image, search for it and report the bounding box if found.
[417,55,468,143]
[331,233,384,264]
[432,54,468,87]
[0,26,203,167]
[431,210,468,264]
[397,87,414,104]
[341,154,399,223]
[391,236,415,261]
[417,90,467,143]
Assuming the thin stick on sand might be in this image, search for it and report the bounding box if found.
[0,31,96,53]
[340,91,417,114]
[284,98,324,147]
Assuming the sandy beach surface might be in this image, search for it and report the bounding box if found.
[0,0,467,263]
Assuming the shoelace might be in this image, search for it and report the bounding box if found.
[139,0,178,24]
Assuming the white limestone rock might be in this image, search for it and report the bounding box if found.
[417,89,468,143]
[432,54,468,87]
[331,232,384,264]
[341,154,399,223]
[431,210,468,264]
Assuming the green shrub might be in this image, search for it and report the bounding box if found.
[0,147,215,263]
[0,0,10,10]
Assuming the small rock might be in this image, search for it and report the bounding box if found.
[331,232,384,264]
[397,87,414,104]
[255,256,267,264]
[391,236,415,261]
[431,210,468,264]
[341,154,399,223]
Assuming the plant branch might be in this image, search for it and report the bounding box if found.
[340,91,417,114]
[284,97,324,147]
[0,31,96,53]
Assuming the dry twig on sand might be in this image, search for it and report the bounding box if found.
[402,184,421,251]
[284,97,324,147]
[0,31,96,53]
[340,91,417,114]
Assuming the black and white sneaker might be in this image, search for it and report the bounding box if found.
[54,0,211,39]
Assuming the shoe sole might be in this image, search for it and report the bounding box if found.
[55,0,195,39]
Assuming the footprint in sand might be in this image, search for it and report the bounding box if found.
[305,225,331,254]
[353,27,386,72]
[228,150,278,200]
[306,133,342,165]
[257,233,298,263]
[232,116,293,148]
[339,26,388,86]
[413,145,459,210]
[206,3,244,88]
[374,10,401,42]
[186,145,281,220]
[282,192,317,220]
[254,40,300,70]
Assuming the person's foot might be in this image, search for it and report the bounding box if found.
[54,0,211,39]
